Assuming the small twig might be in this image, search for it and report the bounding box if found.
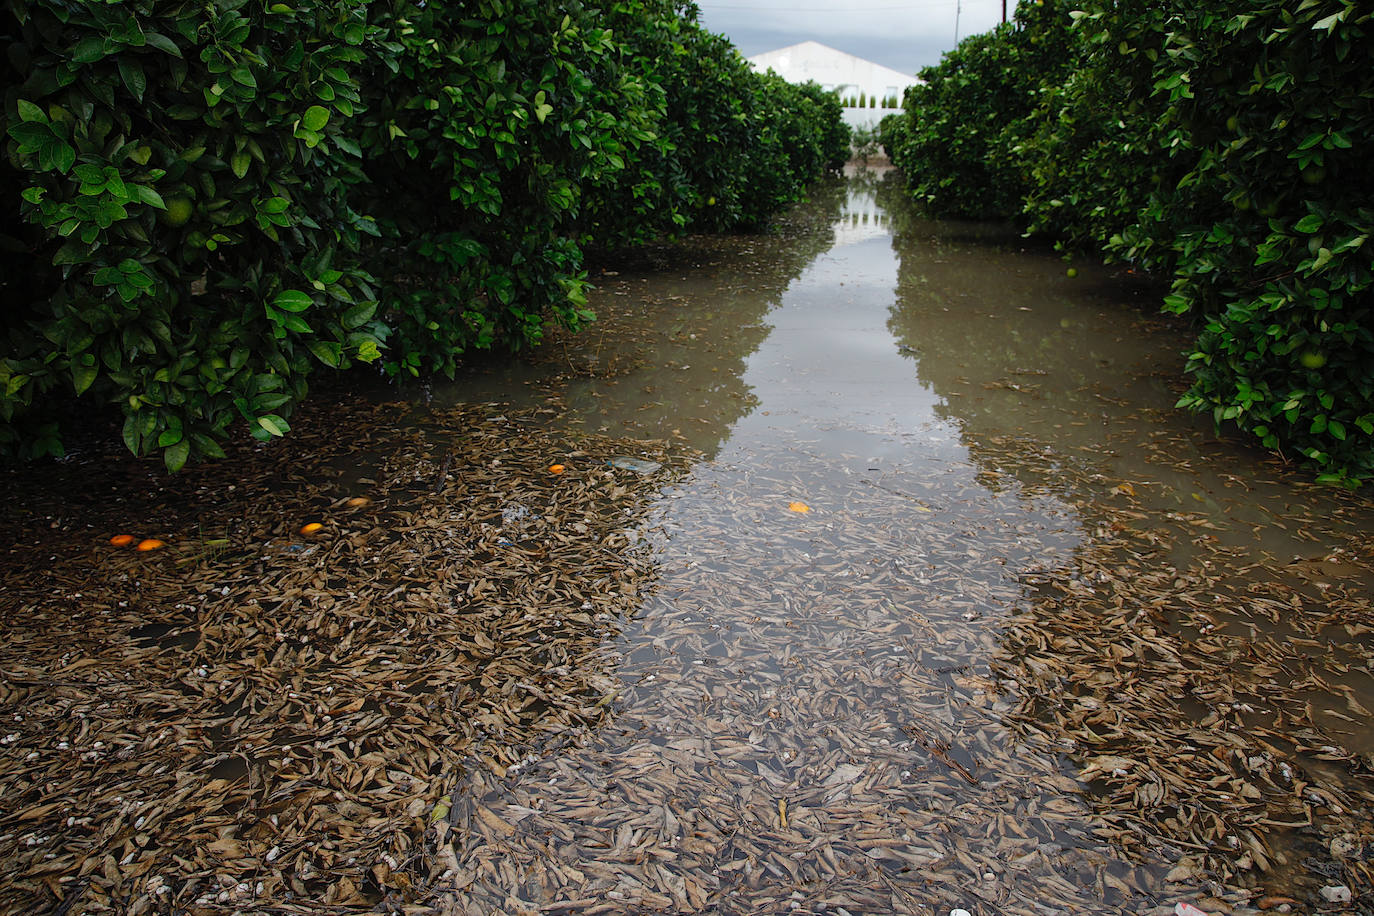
[904,724,980,785]
[433,451,454,495]
[49,879,89,916]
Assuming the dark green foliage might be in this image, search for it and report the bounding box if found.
[2,0,844,468]
[877,112,908,161]
[1093,2,1374,484]
[888,0,1076,220]
[582,24,847,243]
[886,0,1374,483]
[2,0,382,469]
[350,0,648,378]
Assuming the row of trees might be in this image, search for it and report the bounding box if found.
[883,0,1372,484]
[1,0,849,469]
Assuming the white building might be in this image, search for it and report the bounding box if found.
[747,41,921,130]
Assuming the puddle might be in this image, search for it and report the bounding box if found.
[436,168,1374,912]
[1,169,1369,913]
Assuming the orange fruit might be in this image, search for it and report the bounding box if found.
[300,522,324,535]
[160,197,194,227]
[549,464,565,475]
[345,496,371,507]
[788,501,811,514]
[135,539,166,551]
[110,534,136,547]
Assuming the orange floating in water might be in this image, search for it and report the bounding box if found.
[548,464,565,475]
[135,539,165,551]
[109,534,136,547]
[788,501,811,514]
[300,522,324,535]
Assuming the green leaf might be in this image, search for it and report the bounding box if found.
[257,414,289,437]
[39,137,76,174]
[118,59,147,102]
[307,340,342,367]
[122,414,143,454]
[281,313,313,334]
[163,439,190,472]
[1312,10,1345,30]
[16,99,46,123]
[273,289,313,312]
[302,105,331,131]
[71,36,107,64]
[190,434,226,459]
[1294,213,1323,233]
[144,32,182,57]
[136,185,167,209]
[357,339,381,363]
[71,362,98,395]
[341,301,377,328]
[230,151,251,179]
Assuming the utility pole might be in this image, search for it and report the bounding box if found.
[954,0,961,42]
[1002,0,1007,24]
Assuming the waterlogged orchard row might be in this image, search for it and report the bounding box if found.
[0,0,849,468]
[883,0,1373,484]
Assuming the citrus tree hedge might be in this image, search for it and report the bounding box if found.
[576,13,849,246]
[886,0,1075,220]
[886,0,1373,484]
[2,0,844,468]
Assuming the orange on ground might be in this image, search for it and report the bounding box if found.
[300,522,324,535]
[135,539,166,551]
[109,534,136,547]
[346,496,371,508]
[788,501,811,514]
[549,464,565,475]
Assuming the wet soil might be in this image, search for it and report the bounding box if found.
[1,168,1370,914]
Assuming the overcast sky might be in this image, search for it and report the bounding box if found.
[693,0,1015,77]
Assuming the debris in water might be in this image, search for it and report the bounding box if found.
[608,456,661,474]
[1320,885,1352,904]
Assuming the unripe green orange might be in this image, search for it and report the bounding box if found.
[161,197,194,227]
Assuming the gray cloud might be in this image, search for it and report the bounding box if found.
[694,0,1014,75]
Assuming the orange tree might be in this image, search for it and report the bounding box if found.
[1024,1,1373,484]
[886,0,1373,483]
[2,0,845,467]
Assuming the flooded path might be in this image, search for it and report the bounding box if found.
[427,171,1374,913]
[1,171,1370,915]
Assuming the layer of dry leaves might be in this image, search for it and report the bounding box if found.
[1,400,691,914]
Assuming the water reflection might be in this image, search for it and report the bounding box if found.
[436,170,1373,912]
[436,182,847,458]
[877,174,1374,897]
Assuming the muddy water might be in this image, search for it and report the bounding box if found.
[436,170,1373,913]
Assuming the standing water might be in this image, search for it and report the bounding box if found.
[1,171,1369,914]
[434,170,1374,912]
